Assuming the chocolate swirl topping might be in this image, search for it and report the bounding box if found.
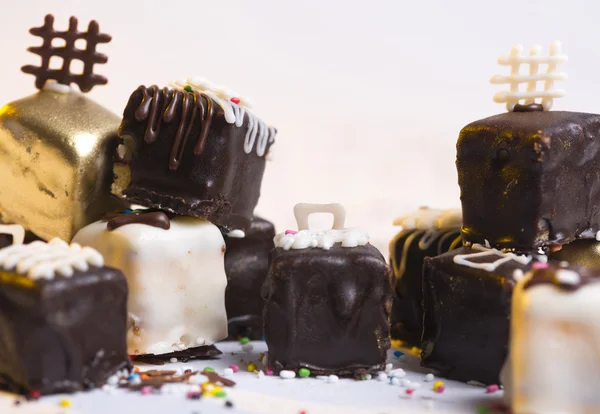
[134,86,214,171]
[103,209,172,231]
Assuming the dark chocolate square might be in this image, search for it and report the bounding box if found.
[457,111,600,251]
[389,228,461,346]
[421,246,533,384]
[116,86,275,231]
[263,244,392,376]
[225,217,275,340]
[0,267,130,395]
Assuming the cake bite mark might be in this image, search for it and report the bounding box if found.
[21,14,112,92]
[490,41,567,111]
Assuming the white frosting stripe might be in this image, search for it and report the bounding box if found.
[274,203,369,250]
[453,243,532,271]
[0,238,104,280]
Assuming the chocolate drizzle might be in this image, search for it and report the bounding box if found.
[103,209,172,231]
[133,86,214,171]
[513,103,544,112]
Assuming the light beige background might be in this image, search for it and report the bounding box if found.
[0,0,598,254]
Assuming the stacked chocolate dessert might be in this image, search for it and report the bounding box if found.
[390,42,600,399]
[75,77,278,356]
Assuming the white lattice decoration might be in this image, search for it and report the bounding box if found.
[490,41,568,111]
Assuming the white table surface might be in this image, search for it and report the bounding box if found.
[1,341,505,414]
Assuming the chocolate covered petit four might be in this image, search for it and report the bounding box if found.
[113,77,277,232]
[421,244,535,384]
[502,263,600,413]
[73,210,228,356]
[458,41,600,251]
[263,203,392,376]
[0,15,124,241]
[225,217,275,340]
[389,207,461,345]
[0,238,130,395]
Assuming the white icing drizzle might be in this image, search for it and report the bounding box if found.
[170,77,276,157]
[274,228,369,251]
[393,207,462,231]
[227,229,246,239]
[453,244,532,272]
[0,224,25,245]
[274,203,369,250]
[555,269,581,285]
[390,207,462,283]
[0,238,104,280]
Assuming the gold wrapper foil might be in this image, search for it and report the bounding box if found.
[0,88,125,241]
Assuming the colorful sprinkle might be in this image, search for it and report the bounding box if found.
[203,367,215,373]
[390,377,400,386]
[242,343,254,352]
[214,390,227,398]
[187,391,202,400]
[532,261,549,269]
[265,366,274,376]
[377,372,388,381]
[280,370,296,379]
[405,389,414,395]
[477,406,489,414]
[230,97,241,104]
[140,386,152,395]
[223,368,234,376]
[59,399,71,408]
[433,380,444,392]
[285,230,298,235]
[184,85,193,92]
[424,373,435,382]
[239,337,250,345]
[28,390,40,400]
[256,370,265,379]
[229,364,240,373]
[393,350,404,358]
[486,384,500,393]
[169,357,178,363]
[436,385,445,394]
[327,375,339,383]
[225,401,234,408]
[298,368,310,378]
[247,363,257,372]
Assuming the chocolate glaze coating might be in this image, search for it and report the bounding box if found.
[457,111,600,251]
[263,244,392,376]
[389,229,461,346]
[550,239,600,269]
[0,267,130,395]
[524,263,600,292]
[225,217,275,340]
[117,86,275,231]
[421,247,533,384]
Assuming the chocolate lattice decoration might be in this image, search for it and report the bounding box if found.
[21,14,112,92]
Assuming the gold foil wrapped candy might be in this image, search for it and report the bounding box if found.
[0,86,124,241]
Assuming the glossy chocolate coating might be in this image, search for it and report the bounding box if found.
[263,244,392,376]
[225,217,275,340]
[524,263,600,292]
[0,266,130,395]
[550,239,600,269]
[389,228,461,346]
[421,247,533,384]
[457,111,600,251]
[115,86,275,231]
